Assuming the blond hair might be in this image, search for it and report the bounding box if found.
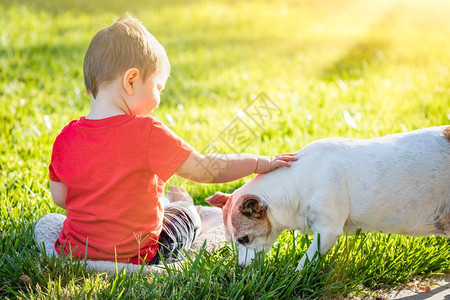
[83,14,169,98]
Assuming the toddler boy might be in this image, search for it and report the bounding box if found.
[47,14,296,264]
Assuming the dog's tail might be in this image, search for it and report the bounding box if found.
[434,212,450,236]
[444,126,450,143]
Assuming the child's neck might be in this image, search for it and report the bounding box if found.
[86,106,126,120]
[86,90,128,120]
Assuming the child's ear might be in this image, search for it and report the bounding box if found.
[123,68,140,95]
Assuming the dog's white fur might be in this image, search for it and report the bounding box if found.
[206,126,450,270]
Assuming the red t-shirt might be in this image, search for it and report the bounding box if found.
[49,115,194,264]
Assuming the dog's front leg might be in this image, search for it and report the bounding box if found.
[297,189,347,271]
[297,224,343,271]
[238,244,259,267]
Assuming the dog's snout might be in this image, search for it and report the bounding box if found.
[237,235,249,244]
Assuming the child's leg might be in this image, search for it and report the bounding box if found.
[165,186,224,233]
[151,187,201,264]
[165,186,223,234]
[165,185,194,205]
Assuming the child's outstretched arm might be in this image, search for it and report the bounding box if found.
[175,151,297,183]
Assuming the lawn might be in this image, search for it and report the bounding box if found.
[1,0,449,298]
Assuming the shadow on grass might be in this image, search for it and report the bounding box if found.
[317,6,399,83]
[318,39,389,82]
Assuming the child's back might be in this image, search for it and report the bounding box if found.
[50,115,193,263]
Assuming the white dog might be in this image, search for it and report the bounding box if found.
[206,126,450,270]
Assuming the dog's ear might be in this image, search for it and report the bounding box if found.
[239,197,267,219]
[205,192,231,208]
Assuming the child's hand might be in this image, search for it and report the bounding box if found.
[255,153,298,174]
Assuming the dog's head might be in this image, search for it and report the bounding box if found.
[205,190,276,266]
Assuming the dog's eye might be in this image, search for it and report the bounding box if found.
[237,235,249,244]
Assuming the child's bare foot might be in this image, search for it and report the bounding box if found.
[166,186,194,205]
[196,206,223,235]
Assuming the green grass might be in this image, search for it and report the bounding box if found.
[1,0,449,298]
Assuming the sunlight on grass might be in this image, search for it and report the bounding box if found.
[1,0,449,298]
